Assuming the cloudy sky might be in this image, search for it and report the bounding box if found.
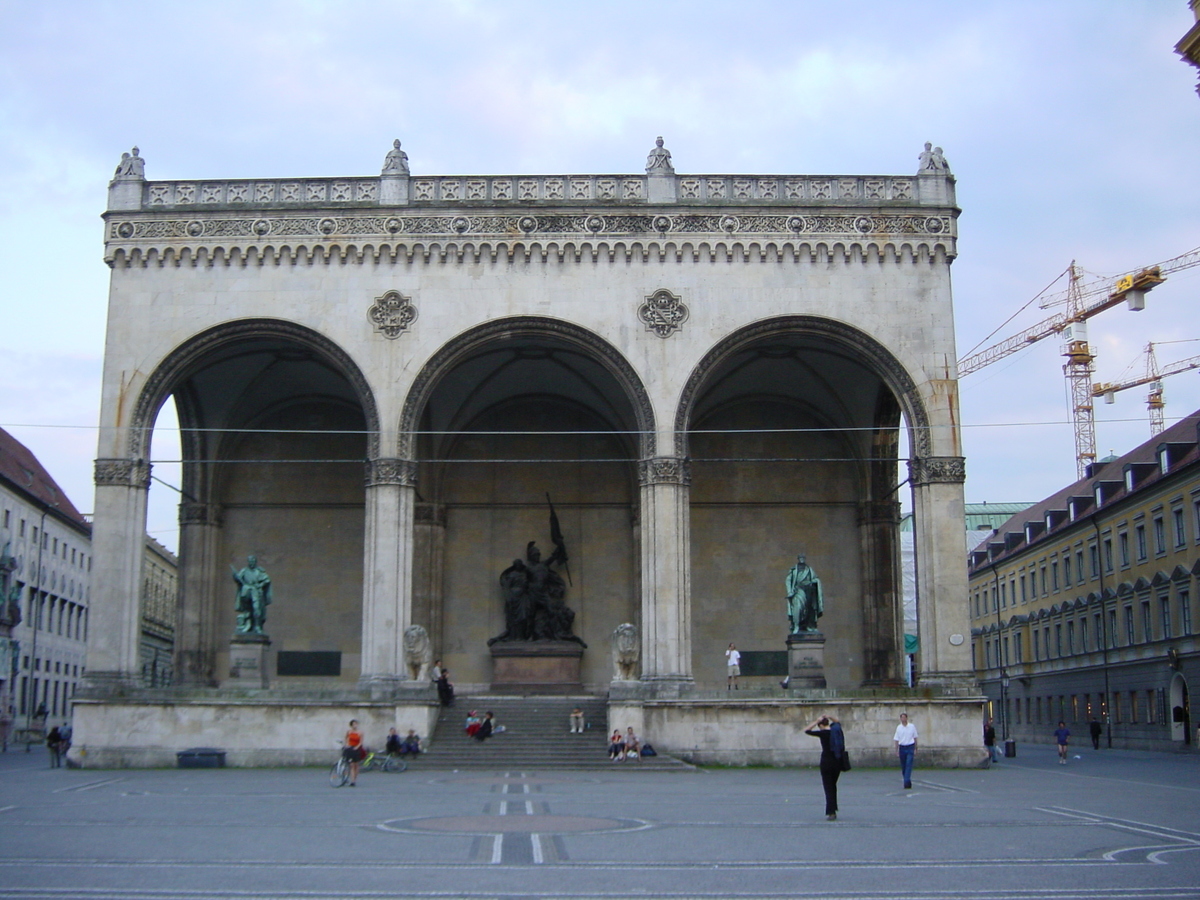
[2,0,1198,553]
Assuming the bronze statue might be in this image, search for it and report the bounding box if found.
[786,553,823,633]
[488,498,585,647]
[231,555,272,635]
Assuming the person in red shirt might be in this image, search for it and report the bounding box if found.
[343,719,364,786]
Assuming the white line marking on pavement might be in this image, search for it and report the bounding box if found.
[498,801,507,815]
[52,779,122,793]
[489,834,502,864]
[531,833,543,864]
[525,800,533,814]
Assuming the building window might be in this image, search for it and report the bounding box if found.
[1160,596,1171,639]
[1041,567,1048,596]
[1094,613,1103,649]
[1153,516,1165,555]
[1053,561,1061,590]
[1014,632,1023,663]
[1071,695,1079,723]
[1089,545,1099,578]
[1062,556,1071,586]
[1033,630,1041,661]
[1173,508,1186,547]
[1103,539,1113,573]
[1055,623,1063,657]
[1066,621,1075,655]
[1003,636,1010,666]
[985,641,992,668]
[1136,524,1147,561]
[1044,627,1052,659]
[1181,587,1192,636]
[1141,600,1153,642]
[1194,498,1200,542]
[1124,606,1135,645]
[1146,690,1156,725]
[1000,581,1007,608]
[1119,531,1129,567]
[1080,617,1089,652]
[1020,575,1027,603]
[1076,550,1085,581]
[1109,609,1118,648]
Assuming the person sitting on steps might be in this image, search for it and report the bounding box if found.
[569,707,585,733]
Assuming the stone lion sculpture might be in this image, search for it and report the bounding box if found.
[403,624,432,682]
[611,623,639,681]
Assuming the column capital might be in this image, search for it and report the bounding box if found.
[908,456,966,486]
[178,501,222,527]
[638,456,691,486]
[364,457,417,487]
[93,458,151,489]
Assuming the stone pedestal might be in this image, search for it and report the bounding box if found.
[786,631,827,689]
[226,634,270,688]
[490,641,583,693]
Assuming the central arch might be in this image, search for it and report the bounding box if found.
[399,317,656,689]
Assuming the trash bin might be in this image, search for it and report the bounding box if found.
[1003,739,1016,758]
[176,747,226,768]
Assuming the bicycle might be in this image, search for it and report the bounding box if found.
[329,747,406,787]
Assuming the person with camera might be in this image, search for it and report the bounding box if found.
[804,714,847,820]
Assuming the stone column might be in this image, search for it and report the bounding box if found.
[174,502,222,686]
[638,457,692,689]
[359,458,416,693]
[84,459,151,692]
[909,456,973,685]
[859,499,903,685]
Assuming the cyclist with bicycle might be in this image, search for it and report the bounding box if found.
[343,719,364,786]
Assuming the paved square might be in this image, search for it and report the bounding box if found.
[0,743,1196,899]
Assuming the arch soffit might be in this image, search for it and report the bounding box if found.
[672,315,932,459]
[130,318,381,460]
[398,316,656,460]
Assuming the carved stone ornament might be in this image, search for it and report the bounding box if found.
[364,458,418,487]
[637,289,689,338]
[908,456,966,485]
[178,502,222,527]
[367,290,418,339]
[638,456,691,486]
[611,623,640,681]
[94,458,151,488]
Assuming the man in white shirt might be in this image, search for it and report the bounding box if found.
[725,643,741,690]
[893,712,918,789]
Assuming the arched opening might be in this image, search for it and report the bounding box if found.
[677,317,926,688]
[134,321,377,686]
[402,318,652,689]
[1170,671,1190,744]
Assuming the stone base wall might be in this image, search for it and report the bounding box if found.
[68,696,441,768]
[609,695,988,768]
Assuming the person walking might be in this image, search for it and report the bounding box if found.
[46,726,63,768]
[1054,721,1070,765]
[725,643,741,691]
[1089,717,1102,750]
[893,712,918,788]
[983,718,999,763]
[804,714,846,820]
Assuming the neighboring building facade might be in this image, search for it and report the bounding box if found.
[969,412,1200,751]
[141,537,177,687]
[0,428,93,743]
[77,139,981,767]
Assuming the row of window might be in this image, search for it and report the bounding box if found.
[977,583,1193,669]
[1,510,91,571]
[971,498,1200,618]
[21,590,89,641]
[997,690,1165,729]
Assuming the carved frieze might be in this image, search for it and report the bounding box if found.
[909,456,966,486]
[638,457,691,486]
[637,289,689,338]
[94,458,151,489]
[178,502,222,527]
[367,290,418,339]
[364,458,418,487]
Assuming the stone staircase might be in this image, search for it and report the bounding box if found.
[422,696,685,770]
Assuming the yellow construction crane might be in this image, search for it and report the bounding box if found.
[1094,340,1200,436]
[957,244,1200,480]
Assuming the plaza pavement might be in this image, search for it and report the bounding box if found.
[0,740,1197,900]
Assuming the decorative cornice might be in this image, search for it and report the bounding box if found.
[178,502,222,527]
[638,457,691,486]
[909,456,966,486]
[94,458,151,489]
[364,458,418,487]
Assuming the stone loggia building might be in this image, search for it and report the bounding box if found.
[75,140,982,766]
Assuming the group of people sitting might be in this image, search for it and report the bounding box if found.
[384,727,424,757]
[609,726,643,761]
[465,710,503,741]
